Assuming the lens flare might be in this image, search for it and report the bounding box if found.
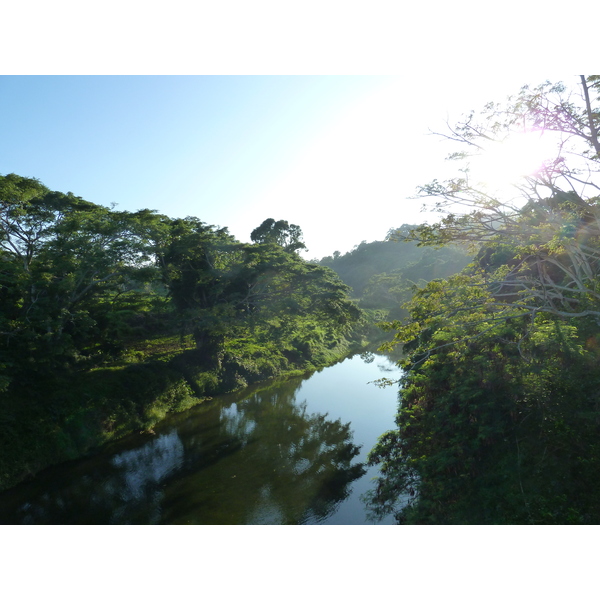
[473,131,557,189]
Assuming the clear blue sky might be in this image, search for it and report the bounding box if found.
[0,74,570,258]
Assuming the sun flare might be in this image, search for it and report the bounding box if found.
[473,131,557,190]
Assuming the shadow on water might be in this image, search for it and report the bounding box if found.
[0,364,384,524]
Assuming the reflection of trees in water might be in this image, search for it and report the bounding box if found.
[0,431,186,524]
[0,376,364,524]
[359,351,375,364]
[160,377,366,524]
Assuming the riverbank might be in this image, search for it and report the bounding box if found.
[0,327,381,493]
[0,349,402,524]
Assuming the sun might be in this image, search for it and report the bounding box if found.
[473,130,558,190]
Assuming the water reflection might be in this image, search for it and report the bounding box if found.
[0,371,367,524]
[160,380,366,524]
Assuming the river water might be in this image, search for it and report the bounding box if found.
[0,351,402,524]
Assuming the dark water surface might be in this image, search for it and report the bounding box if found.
[0,352,401,524]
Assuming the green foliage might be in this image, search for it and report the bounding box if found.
[368,301,600,523]
[0,175,367,491]
[366,76,600,524]
[250,218,306,253]
[0,173,168,375]
[317,230,470,301]
[159,220,363,367]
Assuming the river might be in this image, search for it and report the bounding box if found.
[0,351,403,524]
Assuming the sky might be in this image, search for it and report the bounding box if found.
[0,73,578,259]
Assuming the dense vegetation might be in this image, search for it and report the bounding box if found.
[318,227,470,320]
[0,177,366,491]
[366,76,600,524]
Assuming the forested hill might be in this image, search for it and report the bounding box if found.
[0,174,367,491]
[316,226,471,318]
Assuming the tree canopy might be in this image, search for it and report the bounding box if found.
[402,76,600,326]
[250,218,306,253]
[0,178,363,389]
[0,174,164,376]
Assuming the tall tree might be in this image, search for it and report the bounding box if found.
[159,217,361,365]
[0,174,163,371]
[250,218,306,253]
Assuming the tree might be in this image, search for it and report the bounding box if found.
[366,76,600,524]
[159,217,361,366]
[368,304,600,524]
[250,218,306,253]
[156,216,241,363]
[0,174,165,371]
[398,76,600,328]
